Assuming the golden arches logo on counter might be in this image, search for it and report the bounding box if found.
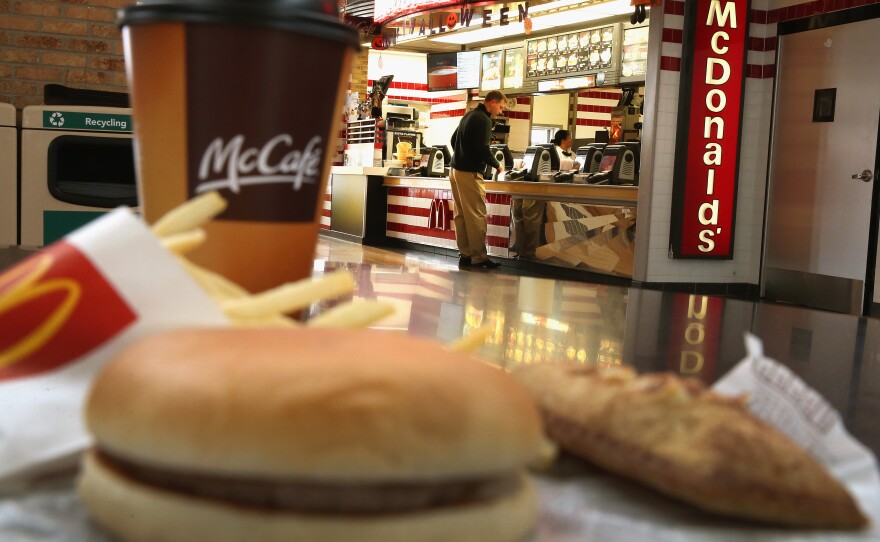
[0,241,137,381]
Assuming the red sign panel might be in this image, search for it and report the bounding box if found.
[374,0,460,24]
[670,0,750,258]
[0,241,137,381]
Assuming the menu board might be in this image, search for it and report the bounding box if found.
[503,47,524,90]
[456,51,480,89]
[481,50,503,91]
[621,25,649,80]
[537,75,596,92]
[427,51,480,91]
[526,25,614,80]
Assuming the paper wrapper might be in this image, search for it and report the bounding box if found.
[0,209,228,489]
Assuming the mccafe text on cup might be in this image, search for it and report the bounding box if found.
[119,0,359,293]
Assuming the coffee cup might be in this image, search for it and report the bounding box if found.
[119,0,358,293]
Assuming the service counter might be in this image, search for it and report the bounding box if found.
[383,175,638,278]
[327,166,638,278]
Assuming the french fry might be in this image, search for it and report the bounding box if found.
[160,229,207,255]
[307,300,394,329]
[152,191,227,237]
[152,191,393,329]
[227,313,299,328]
[221,272,356,318]
[449,325,494,353]
[176,257,249,303]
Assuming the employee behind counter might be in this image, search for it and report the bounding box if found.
[552,129,575,166]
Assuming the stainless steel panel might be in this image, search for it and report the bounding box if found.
[329,174,367,238]
[764,18,880,314]
[763,267,862,315]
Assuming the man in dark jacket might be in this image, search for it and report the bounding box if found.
[449,90,506,269]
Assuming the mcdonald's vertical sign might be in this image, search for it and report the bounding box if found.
[670,0,750,258]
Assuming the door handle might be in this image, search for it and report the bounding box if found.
[852,170,873,182]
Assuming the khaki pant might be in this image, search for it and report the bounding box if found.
[449,168,489,263]
[512,198,545,259]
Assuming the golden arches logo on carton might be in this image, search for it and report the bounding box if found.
[0,254,81,370]
[0,241,137,381]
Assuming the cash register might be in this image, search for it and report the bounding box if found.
[484,144,514,180]
[574,143,606,174]
[615,141,640,185]
[505,144,559,182]
[583,142,639,185]
[420,145,451,177]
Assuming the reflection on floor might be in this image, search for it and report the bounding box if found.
[312,236,880,456]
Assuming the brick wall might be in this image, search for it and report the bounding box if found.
[0,0,129,112]
[350,46,369,102]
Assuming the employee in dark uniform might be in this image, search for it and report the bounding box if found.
[449,90,507,269]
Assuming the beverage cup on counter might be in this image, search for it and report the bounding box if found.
[119,0,358,293]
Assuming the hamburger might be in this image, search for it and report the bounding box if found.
[78,328,544,542]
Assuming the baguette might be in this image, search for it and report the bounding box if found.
[513,363,868,529]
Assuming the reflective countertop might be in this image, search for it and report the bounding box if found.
[1,238,879,539]
[311,238,880,457]
[1,238,878,456]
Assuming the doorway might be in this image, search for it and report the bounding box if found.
[762,9,880,315]
[530,93,570,146]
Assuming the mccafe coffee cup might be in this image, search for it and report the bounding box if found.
[119,0,358,293]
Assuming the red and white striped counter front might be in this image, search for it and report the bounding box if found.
[384,177,511,258]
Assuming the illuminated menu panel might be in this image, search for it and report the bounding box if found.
[456,51,480,89]
[427,51,480,91]
[537,75,596,92]
[481,50,502,91]
[503,47,524,90]
[621,25,649,81]
[479,47,526,93]
[526,25,614,80]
